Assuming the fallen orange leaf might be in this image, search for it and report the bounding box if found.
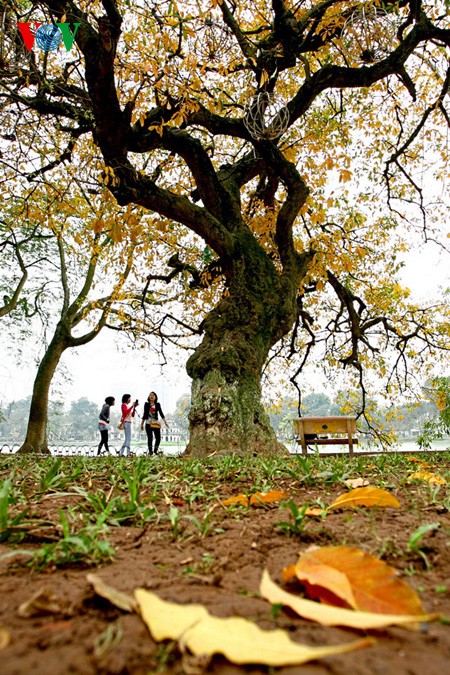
[292,546,424,615]
[409,471,446,485]
[221,494,249,507]
[282,564,297,583]
[250,490,288,505]
[260,570,440,630]
[328,486,400,510]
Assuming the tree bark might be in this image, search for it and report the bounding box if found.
[18,325,68,454]
[185,235,304,457]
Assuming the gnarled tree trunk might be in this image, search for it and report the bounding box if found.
[185,236,304,457]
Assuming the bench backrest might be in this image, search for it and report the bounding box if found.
[294,416,357,435]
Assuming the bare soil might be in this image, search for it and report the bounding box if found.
[0,455,450,674]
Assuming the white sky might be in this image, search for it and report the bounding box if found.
[0,240,448,413]
[0,328,191,414]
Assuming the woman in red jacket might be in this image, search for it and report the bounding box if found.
[119,393,138,457]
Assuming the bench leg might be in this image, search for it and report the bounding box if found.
[300,433,307,456]
[346,420,354,455]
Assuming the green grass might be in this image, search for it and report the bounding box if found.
[0,451,449,570]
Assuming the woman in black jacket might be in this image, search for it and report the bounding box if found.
[97,396,115,455]
[141,391,169,455]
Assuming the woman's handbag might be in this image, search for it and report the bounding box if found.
[150,420,162,429]
[118,421,124,430]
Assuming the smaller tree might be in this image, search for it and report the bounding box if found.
[14,176,151,454]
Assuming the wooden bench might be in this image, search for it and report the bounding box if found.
[293,416,358,456]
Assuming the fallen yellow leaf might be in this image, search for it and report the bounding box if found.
[0,627,10,650]
[292,546,424,615]
[328,487,400,510]
[135,588,374,666]
[409,471,446,485]
[222,489,288,507]
[304,506,324,517]
[135,589,207,641]
[260,570,440,630]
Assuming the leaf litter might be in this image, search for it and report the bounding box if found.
[0,453,449,673]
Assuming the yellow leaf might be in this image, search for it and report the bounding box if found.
[135,588,374,666]
[0,628,10,650]
[409,471,446,484]
[328,487,401,510]
[260,570,440,630]
[304,506,324,517]
[259,70,269,86]
[292,546,424,615]
[135,589,207,641]
[222,489,288,507]
[250,489,288,505]
[92,218,105,234]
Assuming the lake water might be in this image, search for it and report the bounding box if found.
[1,439,448,457]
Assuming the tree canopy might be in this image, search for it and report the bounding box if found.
[1,0,449,454]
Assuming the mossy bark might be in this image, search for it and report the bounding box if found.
[185,233,303,457]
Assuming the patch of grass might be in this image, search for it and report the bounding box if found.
[1,508,115,570]
[407,522,441,570]
[0,476,31,542]
[275,500,311,537]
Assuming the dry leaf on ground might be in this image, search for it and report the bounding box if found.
[328,487,401,510]
[290,546,425,615]
[222,489,288,507]
[304,506,324,517]
[0,628,10,650]
[135,588,374,667]
[17,588,73,618]
[87,574,137,613]
[260,570,440,630]
[344,478,370,488]
[409,471,446,485]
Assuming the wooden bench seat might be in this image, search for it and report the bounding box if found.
[293,416,358,456]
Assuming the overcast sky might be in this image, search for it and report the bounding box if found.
[0,238,448,414]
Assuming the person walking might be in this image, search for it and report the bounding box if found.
[119,394,138,457]
[97,396,115,456]
[141,391,169,455]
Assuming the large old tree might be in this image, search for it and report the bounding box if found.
[1,0,449,455]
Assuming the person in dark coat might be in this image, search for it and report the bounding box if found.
[141,391,169,455]
[97,396,115,455]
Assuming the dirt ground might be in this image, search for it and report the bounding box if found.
[0,455,449,674]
